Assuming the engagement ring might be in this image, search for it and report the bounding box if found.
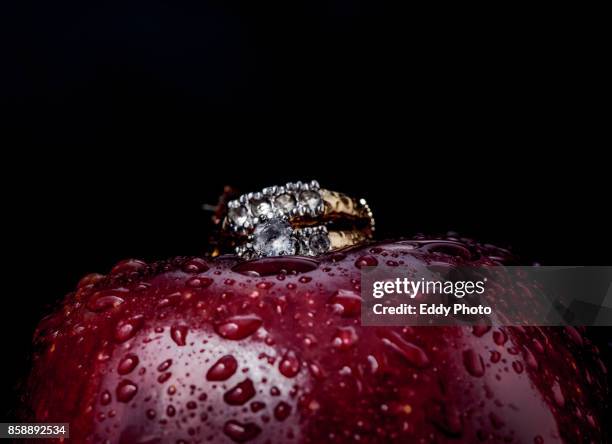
[222,181,374,259]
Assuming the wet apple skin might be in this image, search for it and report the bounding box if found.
[26,239,608,443]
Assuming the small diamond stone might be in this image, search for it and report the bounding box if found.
[228,205,249,226]
[299,190,321,211]
[275,193,296,213]
[308,232,331,254]
[296,238,310,256]
[253,218,296,257]
[250,197,272,217]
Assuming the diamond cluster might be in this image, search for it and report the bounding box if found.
[236,222,331,260]
[226,180,324,233]
[226,181,331,259]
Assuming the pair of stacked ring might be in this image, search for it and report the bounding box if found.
[222,180,374,259]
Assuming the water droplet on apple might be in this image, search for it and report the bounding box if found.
[490,351,501,363]
[332,327,359,350]
[250,401,265,412]
[111,259,147,275]
[367,355,379,374]
[182,258,210,273]
[354,255,378,269]
[117,354,139,375]
[223,420,261,442]
[309,362,325,379]
[532,338,545,354]
[551,380,565,406]
[206,355,238,381]
[565,326,583,346]
[157,372,172,383]
[463,349,485,377]
[78,273,105,289]
[274,401,291,421]
[512,360,524,374]
[187,276,213,288]
[328,289,362,318]
[224,379,256,405]
[279,351,300,378]
[100,390,111,405]
[157,359,172,372]
[157,292,182,309]
[116,380,138,403]
[379,331,429,368]
[87,290,127,313]
[256,281,274,290]
[170,325,188,346]
[114,315,144,343]
[215,315,262,340]
[493,329,507,346]
[472,325,491,337]
[524,346,539,370]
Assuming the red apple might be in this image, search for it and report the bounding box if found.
[25,238,608,443]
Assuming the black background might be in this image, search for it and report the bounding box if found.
[2,0,609,422]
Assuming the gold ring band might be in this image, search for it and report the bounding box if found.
[220,181,374,258]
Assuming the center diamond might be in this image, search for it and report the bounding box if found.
[252,218,296,257]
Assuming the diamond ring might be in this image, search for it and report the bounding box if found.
[222,181,374,259]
